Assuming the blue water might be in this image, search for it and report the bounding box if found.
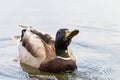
[0,0,120,80]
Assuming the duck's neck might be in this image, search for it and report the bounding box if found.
[56,48,69,58]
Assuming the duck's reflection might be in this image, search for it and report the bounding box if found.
[20,63,78,80]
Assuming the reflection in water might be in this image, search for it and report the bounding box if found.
[20,59,115,80]
[21,63,77,80]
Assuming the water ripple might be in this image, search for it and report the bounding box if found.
[76,26,120,33]
[77,59,116,80]
[0,37,12,42]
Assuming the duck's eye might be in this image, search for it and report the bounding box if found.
[58,31,60,34]
[57,31,61,35]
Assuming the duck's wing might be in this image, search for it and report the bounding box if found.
[19,25,55,46]
[31,29,55,46]
[21,27,56,57]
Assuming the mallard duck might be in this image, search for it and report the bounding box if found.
[12,25,79,73]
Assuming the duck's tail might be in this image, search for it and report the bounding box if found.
[12,35,21,43]
[12,25,30,43]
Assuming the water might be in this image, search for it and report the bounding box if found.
[0,0,120,80]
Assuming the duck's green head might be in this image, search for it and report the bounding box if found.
[55,28,79,57]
